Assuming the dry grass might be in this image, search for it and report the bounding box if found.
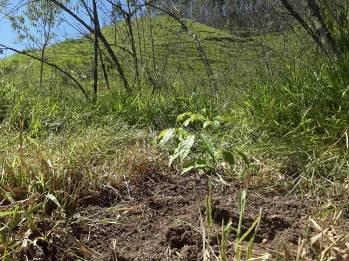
[296,206,349,261]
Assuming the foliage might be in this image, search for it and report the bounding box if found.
[6,0,60,47]
[158,110,249,175]
[0,15,266,98]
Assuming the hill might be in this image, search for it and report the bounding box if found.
[0,16,294,97]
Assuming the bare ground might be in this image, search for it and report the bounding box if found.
[28,169,348,261]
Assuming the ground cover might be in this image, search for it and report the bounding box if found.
[0,15,348,260]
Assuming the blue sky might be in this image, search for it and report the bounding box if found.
[0,16,85,58]
[0,16,24,57]
[0,0,131,58]
[0,2,92,58]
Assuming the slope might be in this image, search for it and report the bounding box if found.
[0,16,288,97]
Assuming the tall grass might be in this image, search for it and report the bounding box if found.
[0,13,348,259]
[249,56,347,134]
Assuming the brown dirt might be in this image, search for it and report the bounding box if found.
[31,171,348,260]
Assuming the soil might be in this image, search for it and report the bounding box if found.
[28,171,349,260]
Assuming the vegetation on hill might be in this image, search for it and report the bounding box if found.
[1,16,279,95]
[0,0,348,260]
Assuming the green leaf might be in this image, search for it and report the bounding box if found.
[178,135,195,161]
[169,134,195,165]
[200,134,216,162]
[176,127,188,139]
[194,159,210,168]
[183,118,192,127]
[46,193,62,209]
[176,112,192,123]
[213,120,221,129]
[158,128,175,146]
[237,213,260,244]
[169,153,178,166]
[222,150,235,167]
[0,209,24,218]
[203,120,213,129]
[235,149,250,166]
[181,159,212,174]
[181,165,195,174]
[237,190,247,239]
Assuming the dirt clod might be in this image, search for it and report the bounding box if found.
[165,224,201,249]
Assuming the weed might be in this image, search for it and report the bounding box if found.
[0,12,348,260]
[158,110,250,177]
[202,188,266,260]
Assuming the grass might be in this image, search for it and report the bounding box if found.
[0,14,348,260]
[0,16,291,97]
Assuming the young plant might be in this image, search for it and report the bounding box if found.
[202,188,266,261]
[234,191,262,261]
[158,110,249,175]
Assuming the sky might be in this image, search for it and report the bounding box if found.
[0,16,24,57]
[0,1,92,58]
[0,16,77,58]
[0,0,134,58]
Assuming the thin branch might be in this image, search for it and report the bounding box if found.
[48,0,130,92]
[145,1,218,96]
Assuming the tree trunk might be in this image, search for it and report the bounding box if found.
[39,45,46,89]
[99,48,110,90]
[149,11,157,74]
[134,7,143,64]
[110,0,140,89]
[126,13,140,87]
[280,0,320,46]
[147,2,218,97]
[92,0,99,103]
[280,0,340,58]
[306,0,339,57]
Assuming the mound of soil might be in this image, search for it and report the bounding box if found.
[41,171,348,260]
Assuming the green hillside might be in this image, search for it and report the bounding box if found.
[0,16,299,97]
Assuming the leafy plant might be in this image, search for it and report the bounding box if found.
[176,109,222,130]
[158,110,249,175]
